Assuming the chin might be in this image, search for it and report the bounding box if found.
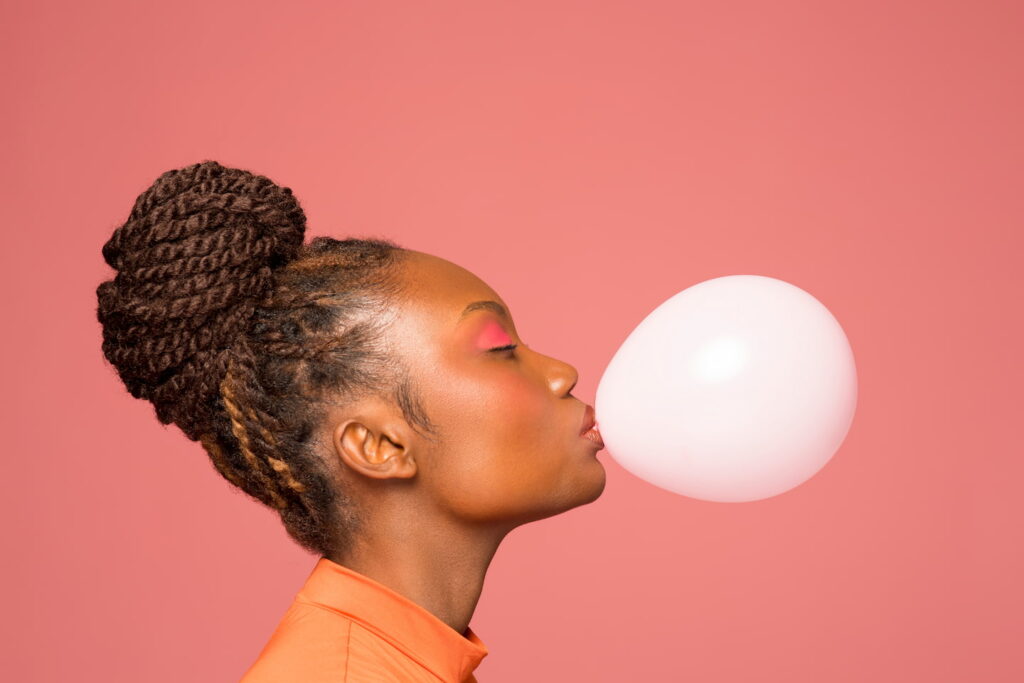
[585,466,607,503]
[570,460,607,508]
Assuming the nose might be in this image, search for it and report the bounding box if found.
[545,355,578,398]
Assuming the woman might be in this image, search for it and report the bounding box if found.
[96,160,607,682]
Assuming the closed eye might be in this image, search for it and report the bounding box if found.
[489,344,518,353]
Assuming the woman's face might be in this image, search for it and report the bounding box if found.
[386,250,606,528]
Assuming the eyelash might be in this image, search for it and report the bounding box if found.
[489,344,518,354]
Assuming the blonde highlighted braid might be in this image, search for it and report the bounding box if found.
[96,160,438,557]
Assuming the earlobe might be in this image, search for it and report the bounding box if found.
[333,419,416,480]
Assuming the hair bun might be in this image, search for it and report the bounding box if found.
[96,160,307,440]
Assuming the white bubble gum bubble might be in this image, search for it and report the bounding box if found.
[595,275,858,503]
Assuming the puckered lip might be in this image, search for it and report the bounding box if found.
[580,404,597,436]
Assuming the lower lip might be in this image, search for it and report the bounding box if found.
[580,427,605,449]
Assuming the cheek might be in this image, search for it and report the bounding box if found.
[427,371,554,514]
[450,377,545,458]
[485,375,549,444]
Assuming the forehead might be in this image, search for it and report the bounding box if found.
[395,250,505,323]
[384,250,508,376]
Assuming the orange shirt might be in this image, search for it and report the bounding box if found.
[241,557,490,682]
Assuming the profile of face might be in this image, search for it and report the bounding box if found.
[326,249,606,535]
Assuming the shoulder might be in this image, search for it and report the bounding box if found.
[240,599,444,682]
[240,599,351,682]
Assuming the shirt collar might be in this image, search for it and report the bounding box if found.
[296,557,489,682]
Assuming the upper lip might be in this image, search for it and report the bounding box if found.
[580,404,597,435]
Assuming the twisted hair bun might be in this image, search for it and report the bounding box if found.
[96,160,306,442]
[96,161,422,556]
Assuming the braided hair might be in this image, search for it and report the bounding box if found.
[96,160,436,557]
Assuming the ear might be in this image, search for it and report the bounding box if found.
[331,415,417,481]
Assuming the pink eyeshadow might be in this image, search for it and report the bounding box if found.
[476,320,512,348]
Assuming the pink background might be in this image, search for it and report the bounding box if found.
[3,1,1021,681]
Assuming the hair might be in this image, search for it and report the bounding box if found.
[95,160,437,558]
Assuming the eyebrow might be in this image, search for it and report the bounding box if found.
[460,300,511,321]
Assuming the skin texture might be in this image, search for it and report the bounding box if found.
[319,250,606,636]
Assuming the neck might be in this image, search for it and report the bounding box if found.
[327,509,512,636]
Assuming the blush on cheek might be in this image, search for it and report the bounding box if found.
[494,377,548,431]
[476,320,512,349]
